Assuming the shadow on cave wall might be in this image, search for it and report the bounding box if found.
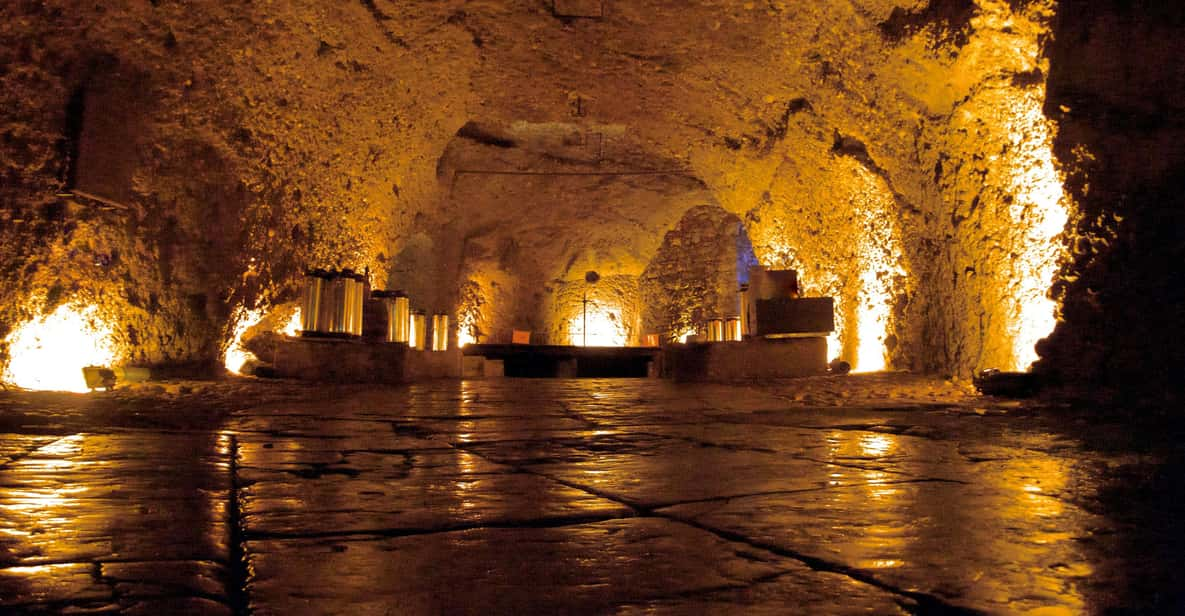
[1038,0,1185,396]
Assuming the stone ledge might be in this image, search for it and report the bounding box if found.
[664,337,827,381]
[273,337,461,384]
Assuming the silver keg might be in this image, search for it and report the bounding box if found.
[432,314,449,351]
[372,291,411,344]
[301,270,328,334]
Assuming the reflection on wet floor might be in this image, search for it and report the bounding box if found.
[0,431,232,614]
[1,375,1181,613]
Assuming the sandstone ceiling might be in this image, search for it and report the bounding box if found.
[4,0,1179,391]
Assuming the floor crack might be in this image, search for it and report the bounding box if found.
[653,510,985,616]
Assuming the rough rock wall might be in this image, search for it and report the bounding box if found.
[7,0,1175,392]
[435,0,1069,376]
[640,205,751,341]
[549,275,642,346]
[0,0,474,369]
[1037,1,1185,393]
[0,2,247,366]
[688,0,1067,375]
[912,2,1069,376]
[740,136,909,371]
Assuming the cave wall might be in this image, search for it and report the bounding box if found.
[1037,0,1185,392]
[3,0,1179,393]
[549,275,642,346]
[0,0,475,369]
[738,136,910,371]
[0,3,252,367]
[681,0,1068,375]
[436,0,1072,376]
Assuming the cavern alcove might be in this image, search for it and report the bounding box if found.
[423,120,719,348]
[421,119,911,374]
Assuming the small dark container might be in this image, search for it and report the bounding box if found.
[973,369,1042,398]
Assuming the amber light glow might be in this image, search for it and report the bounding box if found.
[224,306,265,375]
[568,306,627,347]
[2,304,119,392]
[282,307,302,336]
[456,311,478,347]
[1005,86,1069,370]
[408,314,420,350]
[841,168,909,373]
[853,169,907,373]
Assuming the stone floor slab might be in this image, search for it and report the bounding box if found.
[241,469,630,536]
[617,568,913,615]
[530,442,858,508]
[660,480,1108,614]
[0,376,1179,613]
[246,518,888,615]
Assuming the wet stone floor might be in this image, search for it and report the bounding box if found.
[1,375,1183,614]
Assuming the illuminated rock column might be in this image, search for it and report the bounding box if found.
[851,168,908,373]
[946,82,1070,372]
[745,155,907,373]
[1001,87,1070,370]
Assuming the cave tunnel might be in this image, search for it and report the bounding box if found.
[2,1,1185,613]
